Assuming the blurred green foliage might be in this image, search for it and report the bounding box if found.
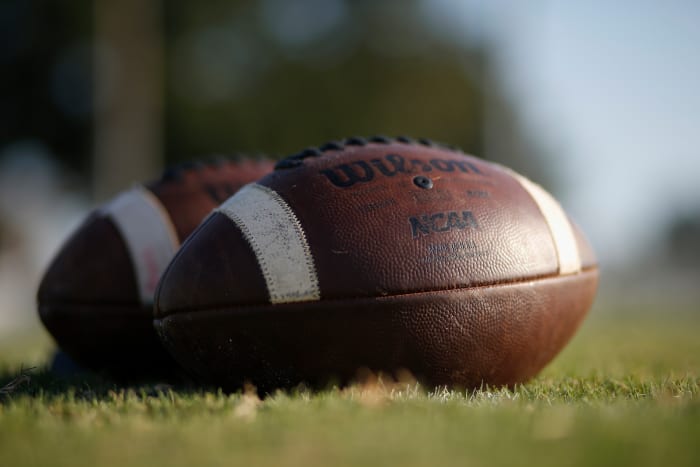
[0,0,93,171]
[165,0,486,159]
[2,0,548,182]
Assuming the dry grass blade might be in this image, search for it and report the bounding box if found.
[0,366,35,397]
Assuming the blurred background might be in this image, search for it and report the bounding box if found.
[1,0,698,337]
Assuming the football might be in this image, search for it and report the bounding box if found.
[38,157,274,379]
[154,137,598,391]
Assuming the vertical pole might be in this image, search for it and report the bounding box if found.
[93,0,163,201]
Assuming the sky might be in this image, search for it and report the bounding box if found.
[428,0,700,267]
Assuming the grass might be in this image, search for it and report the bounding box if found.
[0,305,698,467]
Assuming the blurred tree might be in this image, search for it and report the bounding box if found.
[93,0,164,200]
[163,0,550,183]
[665,210,700,268]
[0,0,93,173]
[165,0,482,155]
[1,0,551,194]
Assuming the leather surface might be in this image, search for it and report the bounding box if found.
[266,145,559,299]
[157,142,592,316]
[154,139,599,389]
[38,214,139,306]
[155,269,599,391]
[37,158,273,379]
[39,303,181,380]
[148,160,274,240]
[156,214,270,311]
[571,218,597,270]
[37,213,179,379]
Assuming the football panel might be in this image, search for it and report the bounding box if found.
[571,219,597,270]
[39,303,180,380]
[147,160,275,240]
[37,213,139,306]
[258,144,562,300]
[154,268,598,391]
[154,213,270,317]
[37,158,274,378]
[100,186,180,304]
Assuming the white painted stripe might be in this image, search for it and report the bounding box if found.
[100,186,180,303]
[506,170,581,275]
[216,183,320,304]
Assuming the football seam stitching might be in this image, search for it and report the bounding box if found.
[159,156,270,183]
[218,184,321,304]
[255,184,321,302]
[495,164,582,275]
[100,186,180,305]
[274,136,464,170]
[154,265,598,318]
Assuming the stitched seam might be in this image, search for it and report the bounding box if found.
[500,166,581,274]
[274,136,464,170]
[138,187,181,250]
[253,184,320,301]
[224,206,274,302]
[156,265,598,318]
[159,155,270,182]
[217,184,320,304]
[102,186,180,305]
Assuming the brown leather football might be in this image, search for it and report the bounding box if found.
[154,137,598,391]
[38,157,274,379]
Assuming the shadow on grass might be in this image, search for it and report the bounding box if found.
[0,359,212,402]
[0,357,410,403]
